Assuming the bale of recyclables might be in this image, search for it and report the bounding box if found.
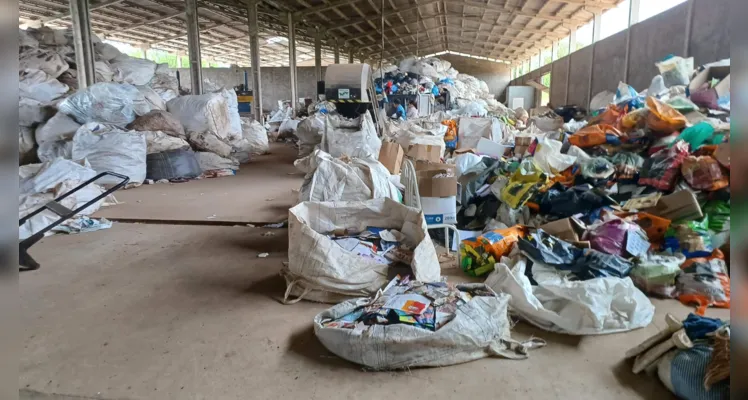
[314,289,540,370]
[282,198,441,304]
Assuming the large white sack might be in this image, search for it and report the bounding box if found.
[144,131,190,154]
[458,117,496,149]
[187,131,233,159]
[71,122,147,185]
[35,112,80,144]
[19,158,97,196]
[294,150,400,203]
[136,85,166,111]
[19,28,39,48]
[484,254,655,335]
[19,48,69,78]
[279,119,300,134]
[19,69,69,102]
[148,72,180,103]
[58,82,150,127]
[94,60,115,82]
[321,112,380,159]
[387,119,447,158]
[194,151,238,171]
[533,137,577,175]
[296,115,325,158]
[166,93,231,139]
[283,198,441,304]
[240,117,269,155]
[19,97,53,127]
[315,292,539,370]
[94,42,122,61]
[38,140,73,162]
[19,126,36,164]
[216,88,242,140]
[110,54,156,86]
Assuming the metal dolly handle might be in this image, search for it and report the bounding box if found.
[19,172,130,272]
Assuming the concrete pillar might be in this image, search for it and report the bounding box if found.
[569,28,577,53]
[314,26,322,82]
[333,38,340,64]
[246,0,263,122]
[176,50,185,68]
[287,12,298,113]
[348,48,354,64]
[69,0,95,88]
[185,0,203,94]
[552,41,558,61]
[592,12,602,42]
[629,0,640,25]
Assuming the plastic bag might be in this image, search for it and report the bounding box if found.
[533,138,576,175]
[666,95,699,113]
[187,131,233,159]
[126,110,186,138]
[639,141,689,191]
[628,212,671,243]
[459,226,528,277]
[665,217,713,259]
[568,124,622,148]
[656,56,693,88]
[676,250,730,315]
[517,229,580,267]
[19,48,69,79]
[569,249,634,280]
[58,82,150,127]
[581,157,616,181]
[145,149,202,180]
[586,219,634,257]
[588,105,624,127]
[630,253,685,298]
[500,159,547,209]
[71,122,147,185]
[19,69,69,102]
[703,201,729,232]
[37,140,73,162]
[647,75,668,98]
[110,54,156,86]
[645,97,687,135]
[620,108,648,132]
[672,122,715,150]
[614,82,643,109]
[144,131,190,154]
[610,152,644,180]
[35,112,80,144]
[216,88,243,140]
[680,156,728,191]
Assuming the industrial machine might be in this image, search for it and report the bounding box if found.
[322,63,382,132]
[235,71,254,114]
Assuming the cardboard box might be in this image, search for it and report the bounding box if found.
[421,196,457,225]
[416,169,457,198]
[646,190,703,222]
[379,141,404,175]
[415,162,458,225]
[689,65,730,98]
[407,144,441,163]
[476,138,507,159]
[539,217,586,242]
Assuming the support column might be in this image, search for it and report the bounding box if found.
[333,38,340,64]
[565,29,575,104]
[624,0,637,82]
[69,0,95,88]
[185,0,203,94]
[246,0,263,122]
[592,12,602,43]
[314,26,322,82]
[348,48,354,64]
[569,28,577,53]
[287,12,298,114]
[629,0,640,26]
[176,50,185,68]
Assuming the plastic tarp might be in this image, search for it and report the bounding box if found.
[58,82,150,127]
[314,292,538,370]
[19,69,68,102]
[110,54,156,86]
[321,113,380,159]
[71,123,147,185]
[283,198,440,304]
[485,253,655,335]
[166,93,231,139]
[294,150,400,203]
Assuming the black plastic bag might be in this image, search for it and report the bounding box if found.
[146,148,202,181]
[518,229,581,266]
[569,249,634,280]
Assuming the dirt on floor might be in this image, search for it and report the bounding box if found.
[19,223,729,400]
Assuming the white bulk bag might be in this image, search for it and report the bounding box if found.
[294,150,400,203]
[279,119,300,134]
[58,82,150,127]
[19,126,36,164]
[136,85,166,111]
[240,117,269,155]
[71,123,147,185]
[126,110,185,139]
[216,88,243,140]
[485,255,655,335]
[187,131,233,159]
[296,115,325,158]
[20,158,97,196]
[37,140,73,162]
[19,69,69,103]
[322,112,380,159]
[458,117,495,149]
[194,151,238,172]
[19,97,52,127]
[19,48,69,78]
[93,42,122,61]
[166,93,231,139]
[144,131,190,154]
[315,291,540,370]
[35,112,80,144]
[110,54,156,86]
[94,60,115,82]
[283,198,440,304]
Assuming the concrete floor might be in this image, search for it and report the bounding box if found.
[20,222,729,400]
[93,143,303,225]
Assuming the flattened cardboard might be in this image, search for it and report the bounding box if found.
[646,190,703,222]
[623,192,662,211]
[540,217,587,242]
[407,144,441,163]
[379,141,404,175]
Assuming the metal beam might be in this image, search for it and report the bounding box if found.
[110,9,185,34]
[69,0,95,88]
[295,0,361,17]
[246,0,262,121]
[314,25,322,81]
[185,0,203,94]
[287,12,298,112]
[40,0,123,24]
[333,37,340,63]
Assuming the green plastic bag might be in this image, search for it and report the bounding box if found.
[671,122,714,150]
[704,200,730,232]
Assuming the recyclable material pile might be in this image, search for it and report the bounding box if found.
[18,27,269,240]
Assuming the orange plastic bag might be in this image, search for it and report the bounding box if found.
[680,156,729,191]
[677,250,730,315]
[621,108,649,132]
[588,105,624,127]
[646,97,687,135]
[459,226,528,277]
[568,124,622,148]
[631,212,671,243]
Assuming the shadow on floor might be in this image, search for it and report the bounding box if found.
[287,326,361,371]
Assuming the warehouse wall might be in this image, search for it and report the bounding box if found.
[438,54,511,97]
[506,0,730,109]
[173,66,325,112]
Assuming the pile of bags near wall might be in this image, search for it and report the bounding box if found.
[18,27,271,182]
